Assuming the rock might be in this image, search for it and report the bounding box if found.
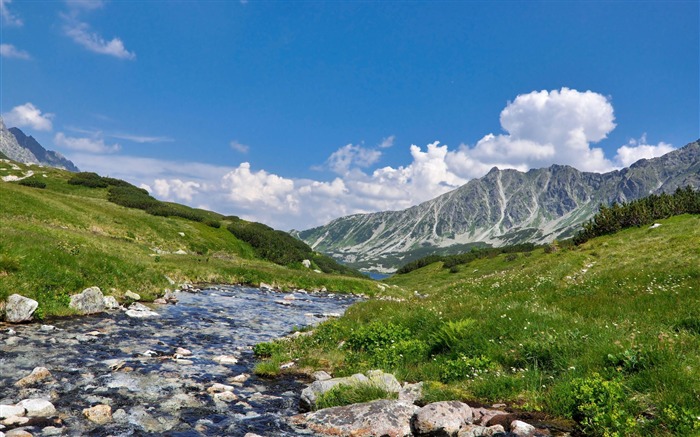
[82,404,112,425]
[174,249,187,255]
[0,405,25,419]
[649,223,662,229]
[153,298,167,304]
[367,369,402,393]
[412,401,473,436]
[125,302,159,318]
[175,347,192,356]
[5,430,32,437]
[312,371,332,381]
[259,282,274,291]
[207,383,234,393]
[213,355,238,365]
[127,406,178,433]
[124,291,141,301]
[103,295,120,310]
[300,373,370,411]
[16,399,55,418]
[302,259,311,268]
[283,294,296,300]
[398,381,423,404]
[230,373,250,383]
[291,399,418,437]
[15,367,52,387]
[5,294,38,323]
[39,325,56,332]
[510,420,536,436]
[472,407,507,426]
[112,409,128,423]
[244,433,265,437]
[458,424,506,437]
[162,290,178,303]
[69,287,105,315]
[40,426,63,436]
[1,416,28,426]
[213,392,238,403]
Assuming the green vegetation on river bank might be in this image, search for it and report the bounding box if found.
[255,213,700,436]
[0,161,383,319]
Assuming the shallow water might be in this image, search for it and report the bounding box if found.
[0,286,359,436]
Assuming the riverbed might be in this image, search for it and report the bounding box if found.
[0,286,359,436]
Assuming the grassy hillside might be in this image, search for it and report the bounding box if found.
[0,160,382,319]
[256,213,700,435]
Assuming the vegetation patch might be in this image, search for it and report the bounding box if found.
[314,383,398,410]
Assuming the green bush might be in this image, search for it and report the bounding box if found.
[657,404,700,435]
[253,341,285,358]
[0,255,21,273]
[314,383,397,410]
[18,178,46,189]
[346,321,412,353]
[430,319,476,354]
[67,172,109,188]
[566,373,637,436]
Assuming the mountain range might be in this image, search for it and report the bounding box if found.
[0,117,79,172]
[296,140,700,273]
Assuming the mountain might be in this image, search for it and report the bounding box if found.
[296,140,700,273]
[0,117,79,171]
[9,127,80,172]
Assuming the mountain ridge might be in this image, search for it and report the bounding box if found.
[0,117,79,172]
[296,140,700,273]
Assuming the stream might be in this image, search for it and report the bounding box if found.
[0,286,359,436]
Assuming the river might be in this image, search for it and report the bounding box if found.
[0,286,359,436]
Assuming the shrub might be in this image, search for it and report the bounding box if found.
[0,255,21,273]
[18,178,46,189]
[204,219,221,228]
[657,404,700,435]
[346,321,412,354]
[566,373,637,436]
[430,319,476,354]
[68,172,108,188]
[253,341,284,358]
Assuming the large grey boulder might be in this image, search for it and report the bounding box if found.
[69,286,105,314]
[412,401,473,436]
[4,294,38,323]
[291,399,418,437]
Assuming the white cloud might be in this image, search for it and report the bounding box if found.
[111,133,173,143]
[2,103,54,131]
[0,44,31,60]
[614,135,675,167]
[65,0,105,10]
[379,135,395,148]
[230,140,250,153]
[221,163,296,211]
[0,0,22,26]
[325,143,382,174]
[153,179,201,202]
[54,132,121,153]
[64,21,136,60]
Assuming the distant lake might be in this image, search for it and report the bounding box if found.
[366,272,392,280]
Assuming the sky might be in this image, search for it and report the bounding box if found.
[1,0,698,231]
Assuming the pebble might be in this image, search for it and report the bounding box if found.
[0,405,25,419]
[82,404,112,425]
[16,399,55,418]
[213,355,238,365]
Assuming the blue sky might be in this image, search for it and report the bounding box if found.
[1,0,698,230]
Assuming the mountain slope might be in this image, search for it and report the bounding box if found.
[297,140,700,273]
[0,118,40,165]
[9,127,79,171]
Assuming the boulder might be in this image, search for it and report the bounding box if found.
[510,420,536,436]
[291,399,418,437]
[162,290,178,303]
[125,302,159,318]
[124,290,141,301]
[0,405,25,419]
[367,369,402,393]
[312,371,332,381]
[412,401,473,436]
[398,381,423,405]
[82,404,112,425]
[457,424,506,437]
[300,373,369,411]
[15,367,52,387]
[69,287,105,315]
[103,295,120,310]
[213,355,238,365]
[302,259,311,268]
[4,294,38,323]
[16,399,55,417]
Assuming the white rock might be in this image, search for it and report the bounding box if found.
[230,373,250,383]
[0,405,25,419]
[4,294,38,323]
[175,347,192,356]
[301,259,311,268]
[125,302,159,318]
[174,249,187,255]
[510,420,536,437]
[213,355,238,365]
[213,392,238,403]
[17,399,55,417]
[207,383,234,393]
[124,290,141,301]
[40,325,56,331]
[69,287,105,315]
[103,295,121,310]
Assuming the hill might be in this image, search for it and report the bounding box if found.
[296,140,700,274]
[0,160,379,319]
[258,211,700,435]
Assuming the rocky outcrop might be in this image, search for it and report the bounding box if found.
[8,127,79,171]
[4,294,38,323]
[291,399,419,437]
[300,370,401,411]
[412,401,473,436]
[0,117,39,165]
[69,287,106,315]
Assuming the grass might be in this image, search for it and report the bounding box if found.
[315,383,398,410]
[255,214,700,436]
[0,162,382,319]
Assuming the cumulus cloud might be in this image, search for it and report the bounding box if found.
[221,163,296,211]
[325,143,382,175]
[230,140,250,154]
[1,0,22,26]
[64,21,136,60]
[0,44,31,60]
[614,134,675,167]
[54,132,121,153]
[153,179,201,202]
[2,103,54,131]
